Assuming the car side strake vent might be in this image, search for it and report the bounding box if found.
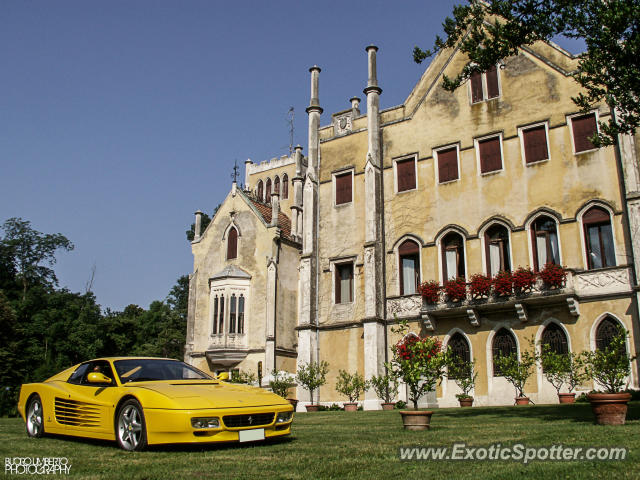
[222,412,275,428]
[54,397,101,427]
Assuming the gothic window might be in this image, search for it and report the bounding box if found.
[470,65,500,103]
[492,328,517,376]
[571,112,598,153]
[212,296,219,334]
[531,216,560,271]
[227,227,238,260]
[448,333,470,379]
[441,232,465,281]
[596,317,623,352]
[274,176,280,194]
[335,262,354,304]
[257,180,263,201]
[485,224,511,276]
[583,206,615,269]
[396,158,416,192]
[541,323,568,355]
[265,178,272,200]
[229,295,237,334]
[237,295,245,334]
[282,174,289,199]
[398,239,420,295]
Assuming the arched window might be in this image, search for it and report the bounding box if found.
[541,323,568,355]
[257,180,263,201]
[398,239,420,295]
[274,176,280,194]
[229,294,237,334]
[448,333,470,379]
[441,232,465,281]
[596,316,623,351]
[492,328,517,376]
[485,224,511,276]
[238,295,245,334]
[531,216,560,270]
[265,178,272,201]
[212,296,219,334]
[583,206,615,269]
[282,174,289,199]
[227,227,238,260]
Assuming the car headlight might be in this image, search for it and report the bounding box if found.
[276,411,293,423]
[191,417,220,429]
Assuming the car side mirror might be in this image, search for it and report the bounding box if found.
[217,372,229,381]
[87,372,112,385]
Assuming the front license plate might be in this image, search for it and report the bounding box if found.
[239,428,265,442]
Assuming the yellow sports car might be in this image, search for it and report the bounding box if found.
[17,357,294,451]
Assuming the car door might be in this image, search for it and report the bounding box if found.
[61,360,121,436]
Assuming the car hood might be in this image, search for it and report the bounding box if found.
[133,381,289,409]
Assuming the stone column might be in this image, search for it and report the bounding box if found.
[193,210,203,241]
[244,159,253,189]
[350,96,361,117]
[291,145,304,243]
[270,191,280,227]
[265,259,277,375]
[362,45,386,409]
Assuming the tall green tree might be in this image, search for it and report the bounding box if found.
[413,0,640,146]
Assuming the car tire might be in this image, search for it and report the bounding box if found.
[115,399,147,451]
[25,394,45,438]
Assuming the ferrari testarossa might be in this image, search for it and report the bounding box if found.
[17,357,294,451]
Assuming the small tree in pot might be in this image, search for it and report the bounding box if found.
[269,369,297,408]
[369,372,400,410]
[539,348,586,403]
[582,329,634,424]
[335,370,368,411]
[493,347,536,405]
[447,359,477,407]
[296,361,329,412]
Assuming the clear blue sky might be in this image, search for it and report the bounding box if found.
[0,1,585,311]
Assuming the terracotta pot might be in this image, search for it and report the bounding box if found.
[515,396,530,405]
[399,410,433,431]
[305,404,320,412]
[558,393,576,404]
[288,399,298,410]
[587,393,632,425]
[381,402,396,411]
[458,397,474,407]
[343,402,358,412]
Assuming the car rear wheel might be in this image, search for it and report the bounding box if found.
[26,394,45,438]
[116,399,147,451]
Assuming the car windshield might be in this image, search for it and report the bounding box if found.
[113,359,213,383]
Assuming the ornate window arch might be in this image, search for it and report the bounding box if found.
[227,226,238,260]
[282,174,289,199]
[397,238,420,295]
[439,231,466,281]
[265,178,272,201]
[596,316,624,352]
[447,332,471,379]
[482,222,512,276]
[492,328,517,376]
[257,180,264,201]
[274,176,280,194]
[541,322,569,355]
[528,214,561,271]
[580,205,616,269]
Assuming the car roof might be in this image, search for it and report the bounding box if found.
[89,357,181,362]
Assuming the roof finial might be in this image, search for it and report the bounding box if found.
[231,159,240,183]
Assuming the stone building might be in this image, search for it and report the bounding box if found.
[185,32,640,408]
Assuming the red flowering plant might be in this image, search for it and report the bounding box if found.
[386,320,450,409]
[443,277,467,303]
[469,273,492,299]
[493,270,513,297]
[418,280,441,305]
[539,263,567,289]
[512,267,536,294]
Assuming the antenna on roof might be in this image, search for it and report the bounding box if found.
[231,159,240,183]
[287,107,295,156]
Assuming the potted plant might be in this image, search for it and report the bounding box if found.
[443,277,467,303]
[419,280,441,305]
[582,329,634,425]
[296,361,329,412]
[469,273,491,299]
[447,359,477,407]
[539,263,567,289]
[492,270,513,297]
[493,347,536,405]
[386,321,449,430]
[269,369,298,409]
[369,372,400,410]
[539,348,586,403]
[335,370,368,411]
[512,267,536,295]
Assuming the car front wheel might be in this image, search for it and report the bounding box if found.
[116,399,147,451]
[26,394,45,438]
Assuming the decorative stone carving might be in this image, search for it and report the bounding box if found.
[466,309,480,327]
[386,295,421,318]
[421,312,436,331]
[515,303,528,322]
[566,297,580,317]
[574,267,632,296]
[333,112,353,136]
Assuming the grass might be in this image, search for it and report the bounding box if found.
[1,403,639,479]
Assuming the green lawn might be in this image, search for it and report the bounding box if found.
[1,403,638,479]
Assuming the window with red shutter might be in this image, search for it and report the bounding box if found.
[572,113,598,153]
[335,172,352,205]
[396,158,416,192]
[470,71,483,103]
[437,147,459,183]
[522,125,549,164]
[478,137,502,174]
[470,65,500,103]
[486,65,499,99]
[227,227,238,260]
